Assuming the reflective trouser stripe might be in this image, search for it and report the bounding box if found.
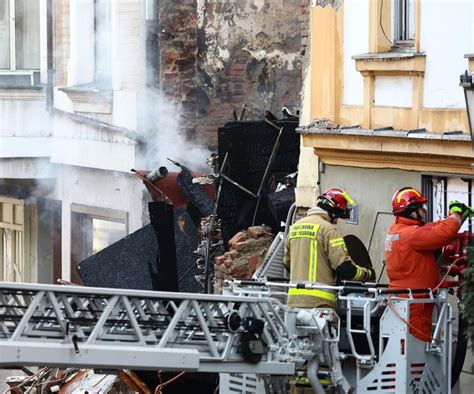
[309,240,318,282]
[288,288,337,301]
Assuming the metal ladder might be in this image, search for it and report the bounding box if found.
[0,282,294,375]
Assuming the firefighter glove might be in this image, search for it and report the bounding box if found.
[448,200,471,221]
[366,267,376,281]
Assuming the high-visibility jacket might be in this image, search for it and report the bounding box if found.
[384,214,462,341]
[284,207,363,308]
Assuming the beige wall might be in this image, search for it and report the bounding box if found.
[307,3,469,133]
[297,2,474,207]
[319,164,420,283]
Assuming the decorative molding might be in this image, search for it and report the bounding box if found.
[60,86,112,114]
[0,88,45,100]
[302,131,474,175]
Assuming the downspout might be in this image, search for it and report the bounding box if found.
[46,0,54,112]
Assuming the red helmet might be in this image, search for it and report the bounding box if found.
[317,188,356,219]
[391,187,428,214]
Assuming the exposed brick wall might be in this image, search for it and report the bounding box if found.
[300,0,311,58]
[157,0,307,149]
[54,0,70,86]
[196,0,304,148]
[158,0,198,137]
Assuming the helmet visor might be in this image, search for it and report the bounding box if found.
[343,191,357,207]
[341,191,358,219]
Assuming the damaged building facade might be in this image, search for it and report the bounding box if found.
[0,0,305,288]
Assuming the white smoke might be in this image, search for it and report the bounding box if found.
[140,88,212,173]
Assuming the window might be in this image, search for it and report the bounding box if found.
[92,218,126,254]
[423,175,473,233]
[94,0,111,84]
[0,0,40,71]
[393,0,415,46]
[0,197,26,282]
[70,204,127,284]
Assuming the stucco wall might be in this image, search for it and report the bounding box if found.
[343,0,368,106]
[319,164,420,283]
[338,0,473,125]
[421,1,474,109]
[374,76,413,108]
[53,166,144,281]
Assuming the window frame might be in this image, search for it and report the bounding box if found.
[0,196,27,283]
[70,204,128,284]
[0,0,40,72]
[94,0,112,85]
[393,0,415,48]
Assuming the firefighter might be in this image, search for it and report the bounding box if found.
[385,187,471,342]
[284,188,375,309]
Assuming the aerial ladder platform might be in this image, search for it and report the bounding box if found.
[0,280,454,393]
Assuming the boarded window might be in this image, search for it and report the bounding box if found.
[0,196,25,282]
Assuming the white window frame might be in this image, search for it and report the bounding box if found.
[2,0,40,71]
[393,0,415,46]
[0,0,43,86]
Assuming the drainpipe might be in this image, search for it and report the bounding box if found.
[46,0,54,112]
[307,359,325,394]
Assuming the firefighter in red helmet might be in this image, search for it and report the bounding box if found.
[385,187,470,341]
[284,188,375,309]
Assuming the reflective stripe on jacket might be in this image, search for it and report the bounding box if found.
[284,207,354,308]
[384,213,462,341]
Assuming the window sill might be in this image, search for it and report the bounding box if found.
[60,83,113,114]
[352,51,426,77]
[0,70,42,88]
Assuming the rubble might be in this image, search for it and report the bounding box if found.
[213,225,274,294]
[194,215,224,290]
[5,368,147,393]
[299,117,339,130]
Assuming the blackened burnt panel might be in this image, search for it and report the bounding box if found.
[217,120,300,245]
[77,224,159,291]
[148,201,179,292]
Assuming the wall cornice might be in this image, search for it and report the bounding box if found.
[301,130,474,175]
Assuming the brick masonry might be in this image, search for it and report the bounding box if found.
[157,0,309,148]
[214,225,274,294]
[158,0,199,138]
